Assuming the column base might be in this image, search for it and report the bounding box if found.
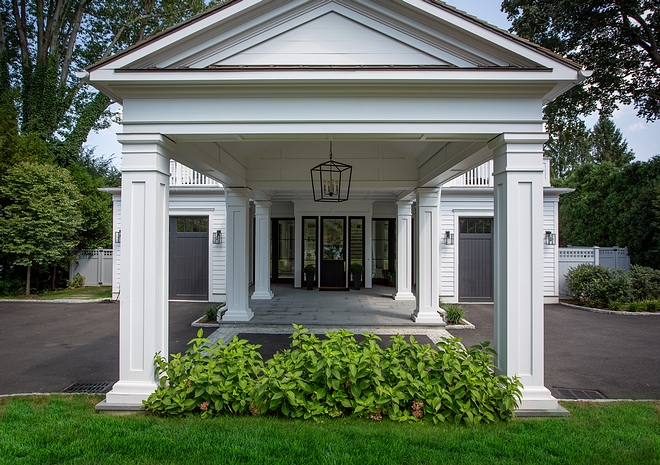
[251,290,274,300]
[221,305,254,322]
[519,386,560,411]
[393,292,416,301]
[104,380,158,406]
[411,309,446,325]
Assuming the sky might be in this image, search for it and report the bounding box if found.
[86,0,658,167]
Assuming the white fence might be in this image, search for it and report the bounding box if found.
[558,247,630,297]
[69,249,113,286]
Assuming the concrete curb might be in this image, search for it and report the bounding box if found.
[445,318,475,330]
[0,298,115,303]
[560,302,660,316]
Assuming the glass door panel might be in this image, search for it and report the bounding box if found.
[372,219,396,285]
[302,217,317,283]
[349,217,364,285]
[271,219,294,282]
[321,217,346,288]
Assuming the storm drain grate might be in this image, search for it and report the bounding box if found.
[62,381,114,394]
[554,387,607,400]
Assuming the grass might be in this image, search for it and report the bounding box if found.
[0,395,659,464]
[0,286,112,300]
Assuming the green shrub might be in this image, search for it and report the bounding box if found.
[145,330,264,418]
[610,301,623,311]
[204,304,222,321]
[629,265,660,301]
[349,262,363,274]
[66,273,85,289]
[646,301,659,312]
[303,264,316,274]
[627,302,645,312]
[145,326,522,425]
[0,277,24,297]
[565,264,633,308]
[443,304,466,325]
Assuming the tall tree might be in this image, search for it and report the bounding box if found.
[502,0,660,130]
[1,0,214,165]
[590,114,635,167]
[0,161,82,295]
[544,120,592,179]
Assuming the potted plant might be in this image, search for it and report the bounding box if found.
[387,269,396,287]
[350,262,363,290]
[304,264,316,290]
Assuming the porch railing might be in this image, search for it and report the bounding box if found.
[169,160,221,186]
[443,158,551,188]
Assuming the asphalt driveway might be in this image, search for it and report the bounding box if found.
[1,300,658,399]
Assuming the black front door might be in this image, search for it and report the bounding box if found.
[321,217,346,288]
[169,217,209,300]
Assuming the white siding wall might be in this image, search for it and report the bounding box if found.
[543,199,559,300]
[112,196,121,300]
[112,188,226,302]
[439,189,559,303]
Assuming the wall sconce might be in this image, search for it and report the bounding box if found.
[212,230,222,244]
[544,231,556,246]
[444,231,454,245]
[114,230,121,244]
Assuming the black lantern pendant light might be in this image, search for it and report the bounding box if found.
[310,142,352,202]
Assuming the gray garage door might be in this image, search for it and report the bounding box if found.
[458,218,493,302]
[169,217,209,300]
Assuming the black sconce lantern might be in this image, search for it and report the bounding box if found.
[544,230,556,246]
[310,142,352,202]
[212,230,222,244]
[444,231,454,245]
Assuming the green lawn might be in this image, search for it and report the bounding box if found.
[0,395,658,464]
[0,286,112,300]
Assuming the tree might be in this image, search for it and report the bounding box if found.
[0,0,216,163]
[545,120,591,179]
[559,158,660,268]
[590,114,635,166]
[0,161,82,295]
[502,0,660,129]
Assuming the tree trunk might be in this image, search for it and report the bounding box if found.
[25,264,31,296]
[51,263,57,290]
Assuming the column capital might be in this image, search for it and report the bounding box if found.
[396,200,413,216]
[253,200,273,211]
[487,133,549,151]
[415,187,440,207]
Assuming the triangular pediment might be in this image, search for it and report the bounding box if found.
[97,0,576,72]
[215,13,448,66]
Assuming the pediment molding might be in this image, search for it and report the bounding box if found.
[98,0,561,72]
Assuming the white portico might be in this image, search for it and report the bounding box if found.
[88,0,585,412]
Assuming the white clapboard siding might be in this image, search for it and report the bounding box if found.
[112,197,121,300]
[543,200,558,298]
[218,13,446,66]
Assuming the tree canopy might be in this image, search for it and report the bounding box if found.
[502,0,660,128]
[0,161,82,294]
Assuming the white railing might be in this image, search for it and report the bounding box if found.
[443,158,552,188]
[169,161,221,186]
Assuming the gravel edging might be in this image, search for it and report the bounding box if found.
[560,301,660,315]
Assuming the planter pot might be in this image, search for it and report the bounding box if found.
[305,273,314,290]
[353,275,361,290]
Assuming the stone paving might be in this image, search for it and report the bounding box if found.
[226,283,429,326]
[214,283,451,346]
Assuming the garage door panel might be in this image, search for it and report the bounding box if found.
[170,217,209,300]
[459,218,493,302]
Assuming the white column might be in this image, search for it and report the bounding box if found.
[223,188,253,321]
[412,188,444,324]
[489,133,558,412]
[105,134,171,406]
[252,200,273,300]
[394,200,415,300]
